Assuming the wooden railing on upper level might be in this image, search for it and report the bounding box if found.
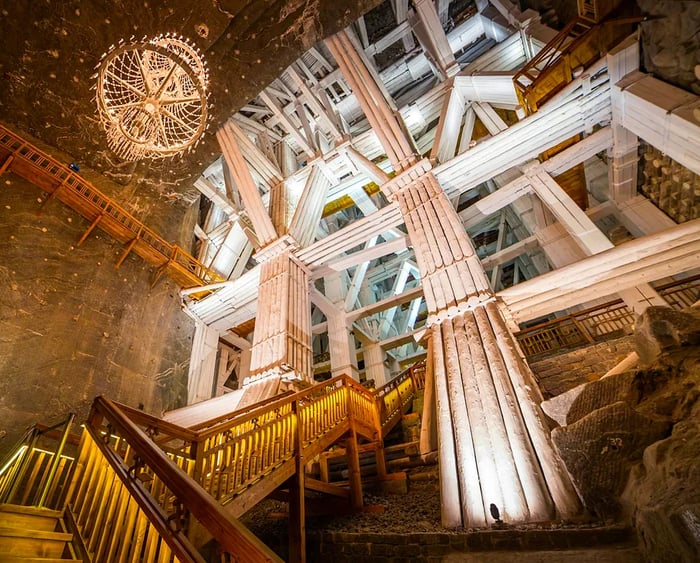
[0,124,224,292]
[513,13,636,113]
[515,274,700,359]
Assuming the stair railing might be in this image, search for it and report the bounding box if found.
[374,360,426,437]
[72,395,281,562]
[515,274,700,358]
[115,375,381,507]
[0,413,76,509]
[512,13,637,113]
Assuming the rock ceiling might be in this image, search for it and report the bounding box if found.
[0,0,381,193]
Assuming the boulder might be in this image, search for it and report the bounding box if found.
[635,307,700,367]
[552,401,671,520]
[565,371,637,426]
[541,383,586,426]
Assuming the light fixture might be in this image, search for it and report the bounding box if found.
[95,34,209,161]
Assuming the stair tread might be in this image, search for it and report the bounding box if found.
[0,506,62,519]
[0,527,72,541]
[0,513,60,533]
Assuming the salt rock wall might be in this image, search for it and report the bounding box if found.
[0,163,197,458]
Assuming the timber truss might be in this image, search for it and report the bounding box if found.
[183,0,700,389]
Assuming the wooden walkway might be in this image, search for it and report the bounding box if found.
[0,125,223,291]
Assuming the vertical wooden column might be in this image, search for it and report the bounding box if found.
[387,169,581,527]
[329,20,580,529]
[419,332,438,459]
[187,322,220,404]
[246,250,313,385]
[345,428,364,509]
[324,272,359,380]
[288,399,306,563]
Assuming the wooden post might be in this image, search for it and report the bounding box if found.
[419,332,438,458]
[345,428,363,510]
[77,214,103,246]
[0,154,14,175]
[115,228,141,269]
[288,399,306,563]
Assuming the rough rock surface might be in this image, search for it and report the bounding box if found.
[0,166,195,458]
[634,306,700,367]
[552,401,670,520]
[550,307,700,559]
[621,344,700,562]
[636,0,700,96]
[564,371,637,425]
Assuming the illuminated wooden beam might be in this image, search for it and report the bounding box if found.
[411,0,459,80]
[259,90,315,158]
[499,219,700,323]
[218,121,278,246]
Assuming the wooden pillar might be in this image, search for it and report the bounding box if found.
[187,322,219,404]
[327,310,358,380]
[247,250,313,386]
[324,272,359,380]
[345,429,363,509]
[288,400,306,563]
[330,18,580,528]
[419,332,438,458]
[363,341,387,387]
[386,168,581,527]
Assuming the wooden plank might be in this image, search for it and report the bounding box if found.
[304,477,349,498]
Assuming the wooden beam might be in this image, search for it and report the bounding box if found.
[304,477,349,498]
[347,286,423,323]
[115,231,140,269]
[288,65,343,141]
[288,162,332,248]
[431,81,467,164]
[259,90,315,158]
[613,71,700,177]
[217,121,278,246]
[77,213,103,247]
[345,429,363,509]
[344,146,391,185]
[499,219,700,323]
[410,0,459,80]
[481,235,538,270]
[312,236,409,279]
[0,154,14,175]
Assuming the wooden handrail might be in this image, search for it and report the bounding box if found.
[515,274,700,358]
[0,124,224,292]
[91,396,282,562]
[187,390,295,432]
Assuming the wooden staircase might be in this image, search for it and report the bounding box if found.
[0,362,426,562]
[0,504,79,562]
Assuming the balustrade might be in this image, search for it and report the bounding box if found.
[515,274,700,358]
